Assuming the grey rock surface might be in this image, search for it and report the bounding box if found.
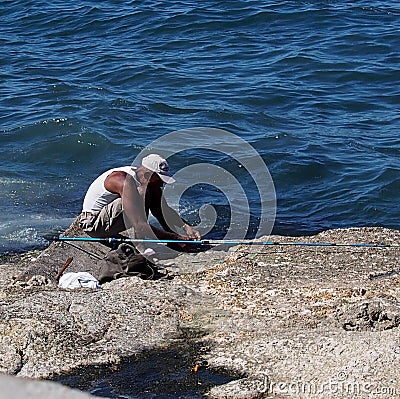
[0,373,95,398]
[1,222,400,398]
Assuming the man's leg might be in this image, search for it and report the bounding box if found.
[80,199,128,238]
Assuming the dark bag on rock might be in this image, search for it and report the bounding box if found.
[98,243,158,284]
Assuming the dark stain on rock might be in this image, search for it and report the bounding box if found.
[337,300,400,331]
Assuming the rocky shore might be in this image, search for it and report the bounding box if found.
[1,222,400,398]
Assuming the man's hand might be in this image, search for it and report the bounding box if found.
[183,224,201,240]
[167,230,201,252]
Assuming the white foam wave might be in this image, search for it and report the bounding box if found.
[0,215,75,253]
[0,177,29,185]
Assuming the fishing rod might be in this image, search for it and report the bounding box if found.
[56,236,400,249]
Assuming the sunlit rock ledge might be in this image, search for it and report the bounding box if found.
[1,222,400,398]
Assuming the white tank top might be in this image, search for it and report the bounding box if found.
[82,166,139,212]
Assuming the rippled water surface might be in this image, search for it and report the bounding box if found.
[1,1,399,252]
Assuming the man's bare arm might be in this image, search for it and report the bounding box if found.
[104,172,189,240]
[150,188,201,240]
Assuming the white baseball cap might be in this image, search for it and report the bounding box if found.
[141,154,176,184]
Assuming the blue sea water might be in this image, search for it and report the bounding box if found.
[1,1,399,253]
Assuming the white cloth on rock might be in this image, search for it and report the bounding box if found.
[58,272,101,289]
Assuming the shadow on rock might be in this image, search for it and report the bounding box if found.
[53,330,242,399]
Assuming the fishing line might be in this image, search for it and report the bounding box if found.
[61,240,103,260]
